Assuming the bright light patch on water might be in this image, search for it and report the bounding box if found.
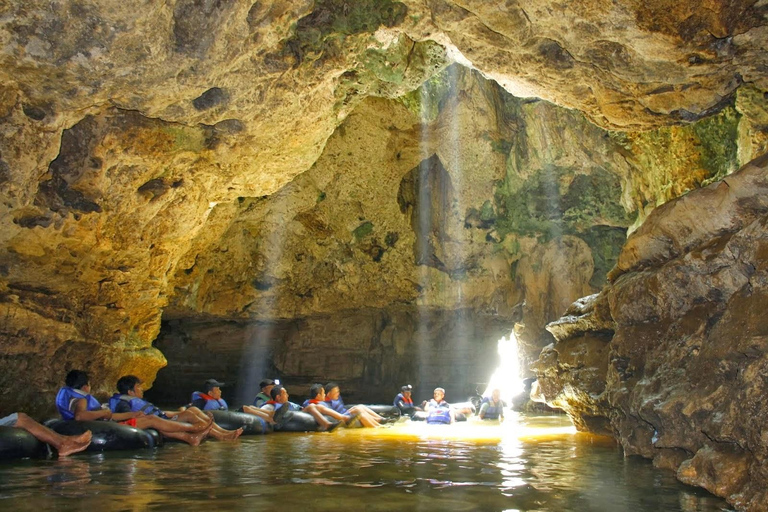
[365,414,577,443]
[482,332,525,403]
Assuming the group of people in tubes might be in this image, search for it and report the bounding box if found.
[0,370,508,458]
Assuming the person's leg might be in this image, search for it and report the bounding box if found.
[15,413,92,456]
[136,415,211,433]
[303,404,333,430]
[242,405,276,424]
[207,424,243,440]
[356,411,381,428]
[350,406,383,424]
[315,406,348,423]
[174,408,241,440]
[175,407,210,425]
[350,405,382,421]
[154,422,214,446]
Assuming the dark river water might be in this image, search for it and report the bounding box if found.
[0,413,730,511]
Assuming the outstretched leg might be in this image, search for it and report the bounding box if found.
[175,407,241,440]
[157,422,214,446]
[135,415,212,434]
[15,413,92,457]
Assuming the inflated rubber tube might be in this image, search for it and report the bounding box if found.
[408,411,467,422]
[350,404,401,419]
[210,410,271,435]
[48,420,162,451]
[273,410,327,432]
[0,426,49,460]
[450,401,476,415]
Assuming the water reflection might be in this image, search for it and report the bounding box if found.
[0,414,729,511]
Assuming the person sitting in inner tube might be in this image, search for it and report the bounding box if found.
[110,375,241,442]
[260,385,340,431]
[478,389,506,421]
[301,384,359,426]
[57,370,212,446]
[190,379,229,411]
[56,370,145,426]
[323,383,382,428]
[425,387,455,424]
[393,384,423,416]
[253,379,277,408]
[192,378,275,425]
[1,412,92,457]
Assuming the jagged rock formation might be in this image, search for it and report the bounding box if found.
[534,154,768,511]
[0,2,767,508]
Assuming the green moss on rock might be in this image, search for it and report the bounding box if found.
[286,0,408,64]
[353,221,374,240]
[692,106,740,185]
[398,65,459,122]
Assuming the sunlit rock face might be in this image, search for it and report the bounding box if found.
[152,65,758,408]
[534,154,768,511]
[0,6,766,502]
[422,0,768,130]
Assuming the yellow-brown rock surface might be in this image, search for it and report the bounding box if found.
[0,3,768,507]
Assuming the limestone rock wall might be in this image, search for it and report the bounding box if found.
[148,307,510,407]
[156,65,759,406]
[533,153,768,511]
[0,2,765,508]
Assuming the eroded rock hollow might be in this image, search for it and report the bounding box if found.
[1,1,767,509]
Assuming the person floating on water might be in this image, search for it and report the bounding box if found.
[191,378,275,424]
[393,384,423,417]
[253,379,277,408]
[324,382,382,428]
[190,379,228,411]
[302,383,359,426]
[260,384,341,432]
[425,387,455,424]
[0,412,92,457]
[56,370,145,426]
[110,375,240,442]
[478,389,505,421]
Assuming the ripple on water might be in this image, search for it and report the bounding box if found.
[0,414,731,511]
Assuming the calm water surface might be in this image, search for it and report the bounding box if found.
[0,414,730,511]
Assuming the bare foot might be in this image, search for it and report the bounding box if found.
[188,422,214,446]
[57,431,92,457]
[190,417,214,433]
[230,428,244,440]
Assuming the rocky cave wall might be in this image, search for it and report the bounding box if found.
[150,65,758,407]
[533,152,768,511]
[1,2,768,508]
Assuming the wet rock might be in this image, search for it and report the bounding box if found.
[534,152,768,510]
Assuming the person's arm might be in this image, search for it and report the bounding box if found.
[478,402,489,419]
[259,404,276,421]
[73,398,112,421]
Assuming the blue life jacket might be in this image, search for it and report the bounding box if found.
[324,398,348,415]
[108,394,164,417]
[55,387,102,420]
[481,397,505,420]
[427,408,452,424]
[262,400,283,412]
[191,391,228,411]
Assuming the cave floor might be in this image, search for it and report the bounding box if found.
[0,413,727,511]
